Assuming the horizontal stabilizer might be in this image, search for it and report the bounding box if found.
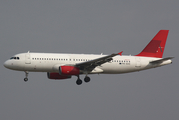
[150,57,174,64]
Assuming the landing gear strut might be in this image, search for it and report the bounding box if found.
[24,71,29,82]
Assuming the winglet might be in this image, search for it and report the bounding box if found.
[118,51,123,56]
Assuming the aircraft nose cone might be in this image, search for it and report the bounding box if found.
[4,60,10,68]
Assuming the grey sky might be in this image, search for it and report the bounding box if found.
[0,0,179,120]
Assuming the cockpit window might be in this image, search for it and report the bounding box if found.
[10,57,20,60]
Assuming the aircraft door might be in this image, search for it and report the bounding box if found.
[135,57,141,67]
[25,53,31,64]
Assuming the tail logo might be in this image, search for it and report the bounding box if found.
[159,45,163,52]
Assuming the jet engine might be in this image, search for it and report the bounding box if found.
[59,66,80,75]
[47,72,71,79]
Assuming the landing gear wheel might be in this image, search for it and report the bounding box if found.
[76,79,82,85]
[84,76,90,83]
[24,71,29,82]
[24,78,28,82]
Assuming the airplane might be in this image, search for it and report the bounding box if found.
[4,30,173,85]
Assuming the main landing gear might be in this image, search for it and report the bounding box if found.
[76,75,91,85]
[24,71,29,82]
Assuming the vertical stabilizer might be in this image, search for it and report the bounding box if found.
[136,30,169,58]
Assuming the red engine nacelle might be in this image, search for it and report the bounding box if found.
[59,66,80,75]
[47,72,71,80]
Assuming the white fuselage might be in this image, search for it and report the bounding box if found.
[4,52,172,74]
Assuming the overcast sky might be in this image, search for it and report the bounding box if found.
[0,0,179,120]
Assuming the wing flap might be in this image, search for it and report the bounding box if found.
[90,67,103,73]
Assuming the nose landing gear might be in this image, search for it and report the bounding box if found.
[24,71,29,82]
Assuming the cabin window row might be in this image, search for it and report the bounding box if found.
[32,58,130,63]
[32,58,90,61]
[112,60,130,63]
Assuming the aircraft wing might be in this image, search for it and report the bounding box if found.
[150,57,174,64]
[75,52,121,71]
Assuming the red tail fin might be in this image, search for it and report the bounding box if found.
[136,30,169,58]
